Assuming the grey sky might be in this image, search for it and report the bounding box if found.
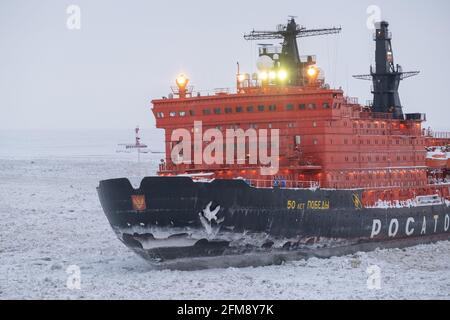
[1,0,449,131]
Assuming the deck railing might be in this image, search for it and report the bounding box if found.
[344,96,359,105]
[432,131,450,139]
[358,111,393,120]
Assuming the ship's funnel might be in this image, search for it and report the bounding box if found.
[353,21,419,119]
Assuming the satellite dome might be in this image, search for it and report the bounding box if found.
[256,55,274,71]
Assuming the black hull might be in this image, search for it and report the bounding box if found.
[97,177,450,268]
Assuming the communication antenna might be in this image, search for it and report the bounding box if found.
[244,17,341,85]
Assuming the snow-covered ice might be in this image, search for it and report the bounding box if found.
[1,130,450,299]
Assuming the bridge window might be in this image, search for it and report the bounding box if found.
[236,106,243,113]
[189,110,195,116]
[308,103,316,110]
[247,106,254,112]
[285,104,294,111]
[214,108,221,114]
[225,107,232,114]
[322,102,330,109]
[258,105,265,112]
[169,112,176,117]
[179,111,186,117]
[203,109,211,115]
[299,104,306,110]
[268,105,276,111]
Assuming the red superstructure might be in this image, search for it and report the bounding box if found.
[151,19,450,207]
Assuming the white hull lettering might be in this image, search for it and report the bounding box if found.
[370,219,382,239]
[370,215,449,238]
[421,216,427,235]
[388,219,399,238]
[433,215,439,233]
[405,217,415,236]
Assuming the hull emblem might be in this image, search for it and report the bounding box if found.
[199,202,224,238]
[131,195,146,211]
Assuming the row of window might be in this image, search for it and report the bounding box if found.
[155,102,334,118]
[331,138,424,146]
[289,102,333,110]
[329,172,425,181]
[203,105,278,115]
[353,122,386,129]
[330,181,426,189]
[336,154,425,162]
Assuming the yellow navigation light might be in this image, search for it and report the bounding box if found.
[269,71,277,80]
[176,74,188,88]
[258,71,268,81]
[307,66,318,77]
[278,70,288,81]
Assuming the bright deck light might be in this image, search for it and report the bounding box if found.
[258,71,268,81]
[307,67,318,77]
[278,70,288,81]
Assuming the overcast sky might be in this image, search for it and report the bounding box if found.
[1,0,449,131]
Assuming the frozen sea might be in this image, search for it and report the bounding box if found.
[0,130,449,300]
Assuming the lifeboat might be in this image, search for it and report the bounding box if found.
[426,149,448,168]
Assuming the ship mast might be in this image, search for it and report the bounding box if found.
[353,21,419,119]
[244,17,341,86]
